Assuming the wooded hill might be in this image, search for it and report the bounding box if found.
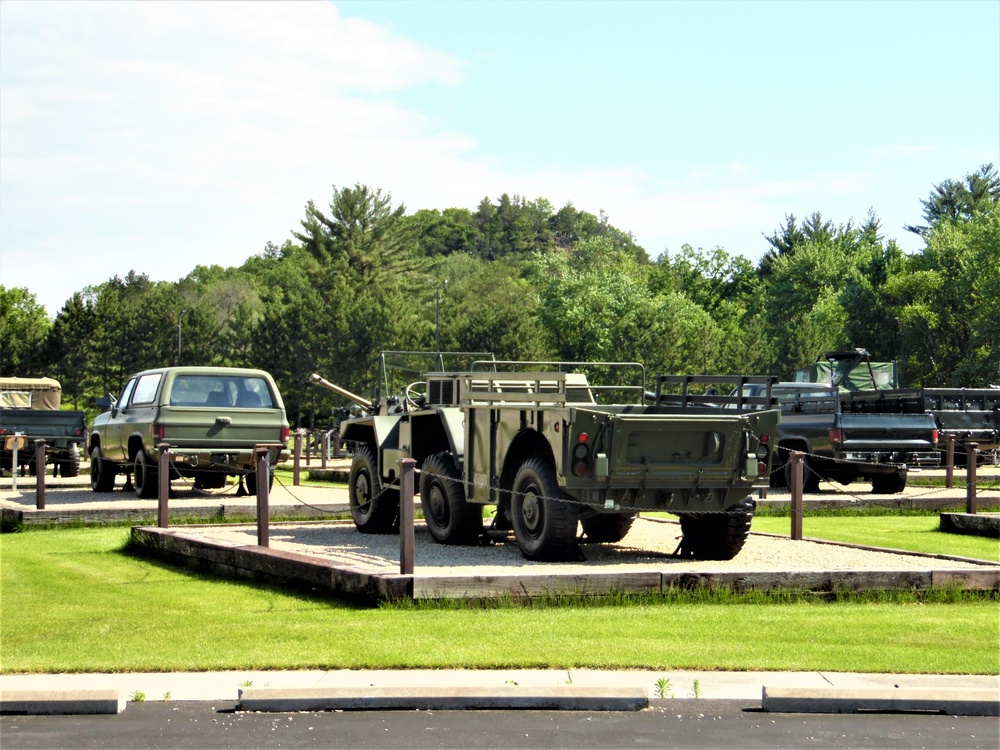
[2,165,998,427]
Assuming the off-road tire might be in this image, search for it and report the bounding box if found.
[784,453,821,493]
[677,497,755,561]
[194,471,228,490]
[419,451,482,544]
[580,513,636,543]
[133,450,158,499]
[871,469,907,494]
[60,444,81,478]
[244,464,275,496]
[349,445,399,534]
[510,457,579,560]
[90,446,116,492]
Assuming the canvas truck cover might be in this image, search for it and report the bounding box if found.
[793,360,897,391]
[0,377,62,410]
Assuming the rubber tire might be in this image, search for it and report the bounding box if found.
[510,457,579,560]
[90,446,116,492]
[349,445,399,534]
[419,451,482,544]
[784,454,821,494]
[580,513,636,543]
[194,471,228,490]
[245,466,274,495]
[871,470,907,494]
[677,497,755,561]
[60,444,81,478]
[133,451,158,499]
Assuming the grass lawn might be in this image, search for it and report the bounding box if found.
[751,515,1000,562]
[1,525,997,675]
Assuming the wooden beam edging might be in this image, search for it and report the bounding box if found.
[129,526,411,603]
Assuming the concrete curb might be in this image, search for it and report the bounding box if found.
[762,686,1000,716]
[0,689,125,715]
[236,685,650,712]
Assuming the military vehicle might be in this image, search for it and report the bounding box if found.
[0,377,87,477]
[311,352,779,561]
[89,367,290,497]
[795,349,1000,459]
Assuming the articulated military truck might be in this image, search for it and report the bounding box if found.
[312,352,779,562]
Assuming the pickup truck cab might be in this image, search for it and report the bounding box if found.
[89,367,290,497]
[746,382,940,493]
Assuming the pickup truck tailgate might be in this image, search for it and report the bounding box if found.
[838,413,937,452]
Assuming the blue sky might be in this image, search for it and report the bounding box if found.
[1,0,998,316]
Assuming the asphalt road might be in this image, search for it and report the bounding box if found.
[3,701,998,749]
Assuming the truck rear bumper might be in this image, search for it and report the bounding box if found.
[166,447,289,471]
[837,450,940,468]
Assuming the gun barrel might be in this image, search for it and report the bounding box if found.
[309,373,374,411]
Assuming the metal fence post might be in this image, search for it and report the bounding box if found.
[293,429,303,486]
[945,433,956,489]
[34,439,46,510]
[400,458,415,575]
[157,443,171,527]
[789,451,803,541]
[256,446,271,547]
[966,442,978,515]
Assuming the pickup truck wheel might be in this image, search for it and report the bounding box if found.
[61,444,81,478]
[133,451,158,499]
[580,513,636,543]
[510,458,579,560]
[349,445,399,534]
[783,454,821,493]
[244,466,274,495]
[90,447,116,492]
[871,469,907,494]
[677,498,755,561]
[419,451,482,545]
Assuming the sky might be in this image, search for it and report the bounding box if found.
[1,0,998,317]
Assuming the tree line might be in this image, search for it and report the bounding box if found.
[2,167,998,427]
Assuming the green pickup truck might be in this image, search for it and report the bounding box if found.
[89,367,290,498]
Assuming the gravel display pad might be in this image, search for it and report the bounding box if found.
[182,517,992,575]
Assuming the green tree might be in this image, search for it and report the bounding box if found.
[0,286,51,376]
[905,164,1000,238]
[44,292,98,409]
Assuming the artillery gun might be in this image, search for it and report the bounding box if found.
[312,352,780,562]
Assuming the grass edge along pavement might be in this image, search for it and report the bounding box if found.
[0,526,997,676]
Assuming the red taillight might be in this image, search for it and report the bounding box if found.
[758,461,767,476]
[932,429,939,444]
[152,424,165,441]
[760,434,769,444]
[829,428,843,445]
[573,462,588,476]
[578,432,588,443]
[281,426,290,443]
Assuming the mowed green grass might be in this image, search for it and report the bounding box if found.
[1,525,997,675]
[751,515,1000,562]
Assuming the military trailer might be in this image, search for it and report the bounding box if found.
[0,377,87,477]
[312,352,779,561]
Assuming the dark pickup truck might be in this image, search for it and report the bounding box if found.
[739,382,940,493]
[0,377,86,477]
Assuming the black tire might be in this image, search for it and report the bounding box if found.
[194,471,228,490]
[510,457,579,560]
[871,469,907,494]
[349,445,399,534]
[60,444,81,478]
[90,446,116,492]
[784,454,821,493]
[677,497,755,561]
[133,451,158,499]
[419,451,482,544]
[244,465,274,495]
[580,513,636,543]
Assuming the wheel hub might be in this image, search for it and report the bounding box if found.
[521,490,541,533]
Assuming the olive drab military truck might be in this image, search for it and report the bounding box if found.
[312,352,780,562]
[0,377,87,477]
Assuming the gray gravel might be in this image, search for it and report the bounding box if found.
[188,517,994,574]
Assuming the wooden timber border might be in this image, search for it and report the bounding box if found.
[129,525,1000,604]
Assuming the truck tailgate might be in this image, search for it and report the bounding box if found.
[606,413,746,485]
[838,413,937,452]
[159,407,286,448]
